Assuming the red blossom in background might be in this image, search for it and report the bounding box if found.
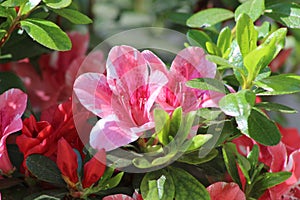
[0,89,27,175]
[206,182,246,200]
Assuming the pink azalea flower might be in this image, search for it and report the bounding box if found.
[74,45,168,151]
[207,182,246,200]
[142,46,221,113]
[0,89,27,175]
[103,191,143,200]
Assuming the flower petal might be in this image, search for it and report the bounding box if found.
[142,50,168,76]
[171,47,216,80]
[207,182,246,200]
[74,73,112,118]
[90,115,139,151]
[103,194,135,200]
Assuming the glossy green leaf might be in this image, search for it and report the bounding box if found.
[169,107,182,138]
[219,90,255,134]
[255,67,271,81]
[26,154,65,185]
[0,29,7,41]
[187,8,234,28]
[265,2,300,28]
[186,78,226,94]
[206,55,235,69]
[1,0,26,7]
[255,102,297,113]
[21,0,41,15]
[178,148,218,165]
[235,0,265,21]
[236,13,258,58]
[169,167,210,200]
[186,134,212,152]
[255,74,300,95]
[154,109,170,145]
[100,172,124,189]
[250,172,291,198]
[248,108,281,146]
[186,30,211,51]
[52,8,92,24]
[222,143,242,188]
[206,41,222,56]
[217,26,232,56]
[141,170,175,200]
[244,28,287,87]
[0,5,11,17]
[237,154,251,184]
[20,18,71,51]
[42,0,71,9]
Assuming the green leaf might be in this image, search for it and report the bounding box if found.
[1,0,26,7]
[244,28,287,87]
[20,18,71,51]
[247,144,259,168]
[206,55,235,69]
[255,102,297,113]
[168,167,210,200]
[219,90,256,135]
[222,143,242,188]
[178,148,218,165]
[235,0,265,22]
[169,107,182,138]
[206,41,222,56]
[187,8,234,28]
[42,0,71,9]
[187,30,212,51]
[154,109,170,145]
[100,172,124,189]
[21,0,41,15]
[255,74,300,95]
[141,170,175,200]
[265,2,300,28]
[26,154,65,185]
[255,21,270,39]
[186,134,212,152]
[248,108,281,146]
[217,26,232,56]
[236,13,258,58]
[52,8,92,24]
[236,154,251,184]
[186,78,226,94]
[250,172,291,198]
[0,71,26,93]
[166,12,192,26]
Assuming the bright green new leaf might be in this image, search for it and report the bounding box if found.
[0,29,6,40]
[26,154,65,185]
[255,74,300,95]
[217,26,232,56]
[255,102,297,113]
[154,109,170,145]
[141,170,175,200]
[169,167,210,200]
[206,41,222,57]
[250,172,291,198]
[21,0,41,15]
[237,154,251,184]
[222,143,242,188]
[169,107,182,138]
[20,18,71,51]
[255,21,270,39]
[244,28,287,87]
[265,2,300,28]
[186,134,212,153]
[248,108,281,146]
[186,78,226,94]
[42,0,71,9]
[187,8,234,28]
[52,8,92,24]
[247,144,259,168]
[206,55,235,69]
[236,13,258,58]
[235,0,265,22]
[186,30,211,51]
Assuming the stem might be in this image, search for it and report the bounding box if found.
[0,17,20,48]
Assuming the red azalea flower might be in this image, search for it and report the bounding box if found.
[16,99,84,168]
[0,89,27,175]
[57,138,106,197]
[207,182,246,200]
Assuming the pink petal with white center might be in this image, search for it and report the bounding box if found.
[171,47,216,80]
[142,50,169,76]
[74,73,112,118]
[103,194,135,200]
[207,182,246,200]
[106,45,147,93]
[90,115,140,151]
